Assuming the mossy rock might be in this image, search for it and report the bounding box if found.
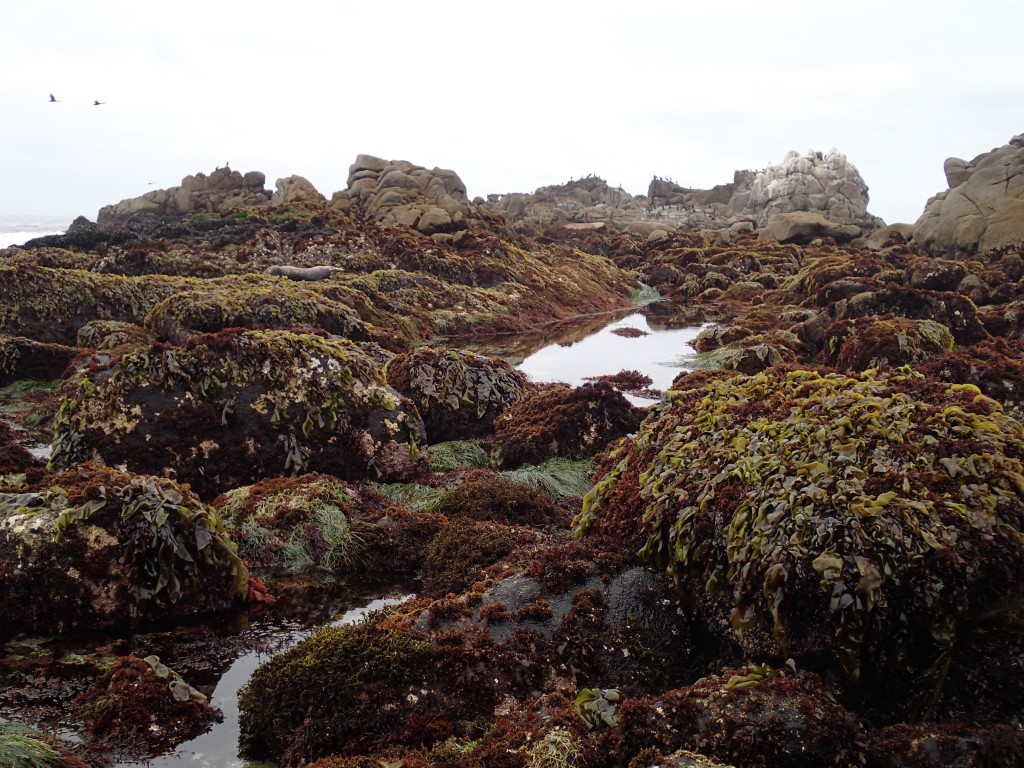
[144,280,369,344]
[0,264,195,345]
[50,328,427,498]
[238,621,440,764]
[0,466,248,634]
[386,347,527,442]
[840,286,989,347]
[492,382,644,469]
[434,476,556,527]
[824,317,955,371]
[214,473,381,573]
[421,517,532,597]
[577,367,1024,692]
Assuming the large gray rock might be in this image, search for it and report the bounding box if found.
[269,175,326,209]
[346,155,471,234]
[97,166,273,223]
[913,133,1024,256]
[759,211,862,244]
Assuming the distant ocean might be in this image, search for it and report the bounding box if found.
[0,215,73,248]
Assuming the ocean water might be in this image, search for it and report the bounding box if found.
[0,214,73,248]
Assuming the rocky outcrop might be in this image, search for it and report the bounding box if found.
[346,154,471,235]
[268,175,326,210]
[912,133,1024,256]
[648,148,883,233]
[98,167,272,224]
[483,148,882,237]
[488,175,647,229]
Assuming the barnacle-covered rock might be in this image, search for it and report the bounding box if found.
[577,367,1024,692]
[824,317,955,371]
[492,382,644,469]
[385,347,527,441]
[77,653,221,755]
[0,466,248,633]
[50,328,427,497]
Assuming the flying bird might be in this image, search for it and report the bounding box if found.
[93,100,105,106]
[49,93,59,102]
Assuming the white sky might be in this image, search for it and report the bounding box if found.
[2,0,1022,224]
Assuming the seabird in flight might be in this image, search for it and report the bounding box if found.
[93,100,105,106]
[49,93,59,102]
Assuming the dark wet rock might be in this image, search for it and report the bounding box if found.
[692,324,752,353]
[906,258,969,291]
[77,653,222,756]
[824,317,955,371]
[865,722,1024,768]
[385,347,527,442]
[577,367,1024,702]
[492,382,645,469]
[0,334,79,386]
[50,328,427,498]
[0,421,40,475]
[0,466,248,634]
[614,670,865,768]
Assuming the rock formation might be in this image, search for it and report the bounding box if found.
[345,154,471,236]
[97,167,271,224]
[648,148,882,233]
[482,148,883,239]
[912,133,1024,256]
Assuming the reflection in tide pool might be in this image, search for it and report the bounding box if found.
[517,312,705,399]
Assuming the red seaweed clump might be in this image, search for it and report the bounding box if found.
[492,382,645,469]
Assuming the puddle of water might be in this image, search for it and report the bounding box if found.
[114,594,413,768]
[516,312,705,401]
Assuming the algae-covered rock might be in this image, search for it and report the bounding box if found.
[433,476,556,527]
[0,334,80,386]
[214,473,380,573]
[824,317,955,371]
[577,367,1024,690]
[50,329,427,498]
[77,653,221,756]
[386,347,527,442]
[0,466,248,634]
[615,670,865,768]
[492,382,644,468]
[866,722,1024,768]
[144,279,369,344]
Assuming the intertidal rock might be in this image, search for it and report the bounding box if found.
[577,367,1024,698]
[491,382,644,469]
[0,466,248,634]
[50,328,427,498]
[913,133,1024,256]
[77,654,222,755]
[385,347,528,442]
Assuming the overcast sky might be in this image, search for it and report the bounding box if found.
[2,1,1022,225]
